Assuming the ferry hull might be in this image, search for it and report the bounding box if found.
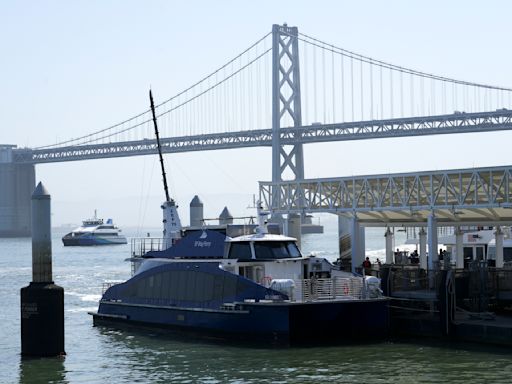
[62,236,127,246]
[91,298,389,344]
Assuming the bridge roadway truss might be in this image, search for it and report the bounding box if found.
[13,109,512,164]
[259,165,512,226]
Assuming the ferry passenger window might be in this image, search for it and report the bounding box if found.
[254,242,289,259]
[184,272,197,301]
[228,243,252,260]
[200,273,215,301]
[222,275,238,298]
[160,272,170,299]
[212,275,224,300]
[286,242,301,258]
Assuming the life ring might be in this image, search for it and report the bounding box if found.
[261,276,272,287]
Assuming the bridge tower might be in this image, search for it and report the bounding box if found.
[0,145,35,237]
[271,24,304,186]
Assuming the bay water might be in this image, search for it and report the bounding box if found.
[1,222,512,383]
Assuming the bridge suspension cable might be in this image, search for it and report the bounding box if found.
[34,25,512,151]
[35,31,273,150]
[298,31,512,91]
[295,30,512,125]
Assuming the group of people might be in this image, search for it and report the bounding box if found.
[362,256,382,275]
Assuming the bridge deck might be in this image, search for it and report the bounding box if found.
[11,110,512,164]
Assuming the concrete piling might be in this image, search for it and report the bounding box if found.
[20,182,65,357]
[189,195,204,227]
[219,207,233,225]
[286,213,301,249]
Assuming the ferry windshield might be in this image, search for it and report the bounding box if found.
[254,241,301,260]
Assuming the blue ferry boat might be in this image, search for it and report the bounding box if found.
[90,203,389,344]
[89,91,388,344]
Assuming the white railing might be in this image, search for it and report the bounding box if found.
[130,237,166,257]
[294,277,364,302]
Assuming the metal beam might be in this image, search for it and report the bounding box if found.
[259,164,512,224]
[12,109,512,164]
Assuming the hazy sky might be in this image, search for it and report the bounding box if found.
[2,1,512,228]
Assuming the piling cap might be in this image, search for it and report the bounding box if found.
[32,182,50,200]
[220,206,233,219]
[190,195,203,207]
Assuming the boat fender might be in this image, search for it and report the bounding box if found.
[365,276,383,298]
[342,281,350,295]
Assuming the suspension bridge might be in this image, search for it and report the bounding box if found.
[2,23,512,257]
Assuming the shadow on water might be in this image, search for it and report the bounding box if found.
[389,335,512,356]
[93,321,389,350]
[89,325,512,384]
[19,355,68,384]
[91,326,399,383]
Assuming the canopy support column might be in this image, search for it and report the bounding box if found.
[427,213,438,270]
[455,227,464,269]
[385,227,394,264]
[495,226,504,268]
[419,228,427,270]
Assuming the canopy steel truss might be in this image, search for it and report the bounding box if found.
[259,165,512,225]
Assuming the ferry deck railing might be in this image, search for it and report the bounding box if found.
[131,237,166,257]
[293,277,365,302]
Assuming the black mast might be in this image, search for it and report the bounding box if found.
[149,89,171,203]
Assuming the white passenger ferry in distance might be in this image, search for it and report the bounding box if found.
[62,211,127,246]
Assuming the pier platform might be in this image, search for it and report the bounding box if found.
[378,264,512,346]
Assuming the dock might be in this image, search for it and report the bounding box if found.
[377,264,512,346]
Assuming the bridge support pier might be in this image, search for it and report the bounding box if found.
[0,158,35,237]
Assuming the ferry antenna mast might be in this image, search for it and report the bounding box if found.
[149,89,171,203]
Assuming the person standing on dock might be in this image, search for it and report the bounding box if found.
[363,257,372,276]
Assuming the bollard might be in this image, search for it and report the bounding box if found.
[20,182,65,357]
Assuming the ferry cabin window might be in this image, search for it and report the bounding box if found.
[228,243,253,260]
[286,242,301,258]
[127,270,230,303]
[254,241,301,260]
